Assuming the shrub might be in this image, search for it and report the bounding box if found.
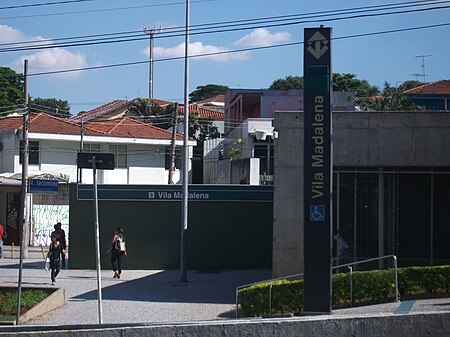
[238,265,450,317]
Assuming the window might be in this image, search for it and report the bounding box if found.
[253,142,274,175]
[83,143,101,153]
[20,140,39,165]
[109,144,127,168]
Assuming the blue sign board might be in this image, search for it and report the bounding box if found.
[29,179,59,194]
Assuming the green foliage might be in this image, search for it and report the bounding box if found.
[30,97,71,118]
[357,82,419,111]
[332,73,380,97]
[189,84,229,102]
[398,80,423,92]
[188,110,220,141]
[238,265,450,317]
[128,98,170,129]
[0,67,24,116]
[270,76,304,90]
[227,138,244,160]
[0,289,48,316]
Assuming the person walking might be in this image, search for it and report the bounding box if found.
[0,223,5,259]
[51,222,67,268]
[47,235,64,285]
[110,228,127,279]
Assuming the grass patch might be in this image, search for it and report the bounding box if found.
[0,288,52,319]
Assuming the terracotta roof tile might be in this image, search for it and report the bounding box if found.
[70,100,128,122]
[0,113,183,141]
[178,103,224,120]
[0,113,103,136]
[403,80,450,95]
[195,95,225,105]
[84,117,183,140]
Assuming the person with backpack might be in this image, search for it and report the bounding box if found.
[110,227,127,279]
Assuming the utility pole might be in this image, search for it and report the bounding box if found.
[16,59,29,325]
[78,119,84,183]
[143,26,161,99]
[168,103,179,184]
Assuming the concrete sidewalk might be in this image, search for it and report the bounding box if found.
[1,257,450,332]
[0,258,271,325]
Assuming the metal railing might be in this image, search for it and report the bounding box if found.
[235,254,398,318]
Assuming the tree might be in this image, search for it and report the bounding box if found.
[357,82,419,111]
[189,84,229,102]
[0,67,24,116]
[398,80,423,92]
[30,97,70,118]
[332,73,380,97]
[269,76,303,90]
[188,110,220,141]
[128,98,169,128]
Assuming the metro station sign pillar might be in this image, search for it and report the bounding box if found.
[303,27,333,313]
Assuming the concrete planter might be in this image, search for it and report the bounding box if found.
[0,285,65,325]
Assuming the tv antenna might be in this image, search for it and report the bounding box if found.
[415,54,432,83]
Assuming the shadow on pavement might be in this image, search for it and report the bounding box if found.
[72,269,271,305]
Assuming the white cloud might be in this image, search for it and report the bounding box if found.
[143,41,250,63]
[0,24,46,43]
[233,28,291,47]
[9,48,88,79]
[1,25,89,79]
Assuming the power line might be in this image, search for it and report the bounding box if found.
[21,21,450,78]
[0,0,95,11]
[0,0,217,20]
[1,0,449,53]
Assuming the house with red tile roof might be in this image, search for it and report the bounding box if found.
[403,80,450,111]
[71,98,225,135]
[0,112,196,248]
[0,112,195,185]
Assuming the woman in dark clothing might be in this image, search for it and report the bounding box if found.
[47,235,64,285]
[110,228,127,279]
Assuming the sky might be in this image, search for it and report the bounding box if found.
[1,0,450,115]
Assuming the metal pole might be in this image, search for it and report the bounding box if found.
[78,119,84,183]
[92,157,103,324]
[168,103,178,184]
[16,59,29,325]
[149,32,153,99]
[180,0,190,283]
[144,27,156,99]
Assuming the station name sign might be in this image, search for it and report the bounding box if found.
[77,184,273,202]
[303,27,333,313]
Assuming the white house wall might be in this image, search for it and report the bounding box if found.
[5,137,193,185]
[0,132,18,173]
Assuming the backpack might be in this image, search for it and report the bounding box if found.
[115,236,126,252]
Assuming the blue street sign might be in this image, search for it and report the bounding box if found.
[29,179,58,194]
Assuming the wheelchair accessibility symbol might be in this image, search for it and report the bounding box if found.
[310,205,325,221]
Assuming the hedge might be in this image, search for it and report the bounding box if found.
[237,265,450,317]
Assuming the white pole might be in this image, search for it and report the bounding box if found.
[93,157,103,324]
[180,0,190,283]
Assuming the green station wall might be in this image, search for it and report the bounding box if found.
[68,184,273,270]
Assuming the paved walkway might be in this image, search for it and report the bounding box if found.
[0,258,271,325]
[1,258,450,327]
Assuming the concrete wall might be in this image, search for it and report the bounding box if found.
[4,312,450,337]
[273,111,450,278]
